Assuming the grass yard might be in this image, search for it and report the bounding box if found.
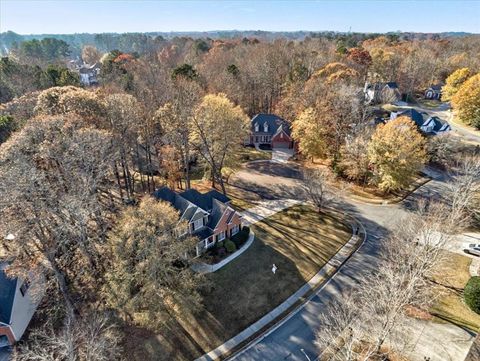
[236,145,272,162]
[125,204,351,361]
[430,252,480,332]
[415,98,443,109]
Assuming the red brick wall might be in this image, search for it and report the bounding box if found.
[0,325,15,345]
[213,209,242,240]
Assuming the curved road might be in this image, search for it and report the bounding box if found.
[227,161,474,361]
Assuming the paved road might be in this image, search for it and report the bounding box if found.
[228,161,475,361]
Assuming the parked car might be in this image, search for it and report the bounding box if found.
[463,243,480,256]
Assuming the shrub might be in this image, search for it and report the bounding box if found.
[216,240,224,249]
[224,239,237,253]
[216,247,227,258]
[231,226,250,248]
[464,276,480,314]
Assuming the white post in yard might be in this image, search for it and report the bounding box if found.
[272,263,277,274]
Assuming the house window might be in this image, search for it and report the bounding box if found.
[231,225,240,236]
[20,279,30,297]
[217,231,226,242]
[254,123,259,132]
[263,123,268,132]
[193,218,203,231]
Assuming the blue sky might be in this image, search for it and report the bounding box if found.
[1,0,479,34]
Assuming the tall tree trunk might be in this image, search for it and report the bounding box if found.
[48,254,76,320]
[113,161,124,202]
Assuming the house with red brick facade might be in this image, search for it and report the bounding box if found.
[153,187,243,256]
[248,113,293,149]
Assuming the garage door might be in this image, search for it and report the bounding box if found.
[272,141,290,149]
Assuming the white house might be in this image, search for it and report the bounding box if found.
[390,109,451,135]
[0,263,43,347]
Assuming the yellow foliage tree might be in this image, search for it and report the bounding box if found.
[442,67,471,101]
[368,116,427,192]
[291,107,328,161]
[451,73,480,129]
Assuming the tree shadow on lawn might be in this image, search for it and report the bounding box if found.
[230,177,306,201]
[245,161,303,179]
[193,236,309,353]
[254,206,352,279]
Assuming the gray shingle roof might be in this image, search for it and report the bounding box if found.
[180,189,230,212]
[153,187,190,215]
[397,109,426,127]
[207,199,228,229]
[251,114,291,136]
[0,263,17,325]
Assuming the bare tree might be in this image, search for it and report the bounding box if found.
[303,168,332,211]
[13,313,122,361]
[0,116,116,319]
[316,202,452,360]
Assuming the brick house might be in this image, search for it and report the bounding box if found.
[248,113,293,149]
[153,187,242,256]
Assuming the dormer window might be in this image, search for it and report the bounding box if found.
[263,122,268,132]
[254,123,259,132]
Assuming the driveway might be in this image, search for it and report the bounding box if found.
[227,161,475,361]
[271,148,294,163]
[241,199,302,226]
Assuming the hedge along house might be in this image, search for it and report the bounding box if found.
[153,187,243,256]
[248,114,294,149]
[0,262,43,347]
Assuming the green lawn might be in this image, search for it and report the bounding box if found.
[430,252,480,332]
[236,146,272,162]
[125,205,351,361]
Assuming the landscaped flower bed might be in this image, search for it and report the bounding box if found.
[202,226,250,265]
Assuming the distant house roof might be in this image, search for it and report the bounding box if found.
[0,262,17,325]
[367,82,399,91]
[428,116,451,132]
[428,84,443,92]
[396,109,426,127]
[251,114,291,136]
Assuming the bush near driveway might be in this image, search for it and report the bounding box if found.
[231,226,250,248]
[224,239,237,253]
[465,276,480,314]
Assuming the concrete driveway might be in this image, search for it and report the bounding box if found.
[227,160,475,361]
[271,148,294,163]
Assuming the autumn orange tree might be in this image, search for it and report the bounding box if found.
[368,116,427,192]
[451,73,480,129]
[442,67,471,101]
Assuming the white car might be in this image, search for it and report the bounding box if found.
[463,243,480,257]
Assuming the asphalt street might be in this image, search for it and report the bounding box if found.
[228,162,474,361]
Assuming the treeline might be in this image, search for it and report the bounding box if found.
[1,30,476,56]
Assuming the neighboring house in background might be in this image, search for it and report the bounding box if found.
[425,84,443,100]
[153,187,243,256]
[389,109,451,135]
[78,63,100,86]
[248,113,293,149]
[0,263,43,347]
[364,82,402,104]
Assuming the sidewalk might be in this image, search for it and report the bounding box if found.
[195,217,366,361]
